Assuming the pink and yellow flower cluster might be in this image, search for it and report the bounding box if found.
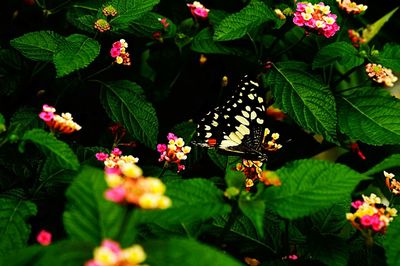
[365,63,398,87]
[236,160,281,190]
[110,39,131,66]
[96,148,139,169]
[346,193,397,234]
[293,2,340,38]
[348,29,366,47]
[187,1,209,20]
[39,104,81,134]
[157,133,191,173]
[85,239,146,266]
[337,0,367,15]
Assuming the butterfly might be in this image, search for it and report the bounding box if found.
[192,75,270,161]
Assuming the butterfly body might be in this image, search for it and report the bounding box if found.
[192,75,269,161]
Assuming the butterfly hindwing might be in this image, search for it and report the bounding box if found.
[194,75,267,160]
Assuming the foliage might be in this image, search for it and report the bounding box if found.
[1,0,400,265]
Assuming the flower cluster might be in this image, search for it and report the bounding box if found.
[346,193,397,234]
[348,29,366,47]
[293,2,340,38]
[110,39,131,66]
[157,133,191,173]
[266,105,287,121]
[187,1,210,20]
[365,63,398,87]
[36,230,52,246]
[384,171,400,195]
[94,19,111,32]
[96,148,139,169]
[85,239,146,266]
[101,159,171,209]
[102,5,118,17]
[236,160,263,189]
[262,128,282,152]
[39,104,81,134]
[337,0,367,15]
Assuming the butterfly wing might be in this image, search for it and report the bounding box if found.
[193,75,267,160]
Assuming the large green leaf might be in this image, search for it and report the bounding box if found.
[214,0,276,41]
[307,233,350,266]
[143,238,243,266]
[263,159,370,219]
[10,31,62,61]
[364,154,400,176]
[191,28,255,59]
[134,178,231,225]
[100,80,158,149]
[53,34,100,78]
[21,129,80,171]
[384,217,400,266]
[312,42,364,70]
[7,107,39,139]
[375,43,400,71]
[263,61,337,142]
[114,12,164,37]
[0,198,37,256]
[238,196,266,238]
[63,166,138,246]
[337,90,400,145]
[109,0,160,30]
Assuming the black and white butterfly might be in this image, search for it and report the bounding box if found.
[192,75,269,161]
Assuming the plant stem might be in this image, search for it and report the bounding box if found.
[218,202,240,247]
[48,0,73,15]
[335,78,370,93]
[84,64,114,81]
[71,5,98,11]
[247,33,259,60]
[159,164,168,179]
[331,65,362,89]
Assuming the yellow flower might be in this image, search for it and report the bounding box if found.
[121,245,146,264]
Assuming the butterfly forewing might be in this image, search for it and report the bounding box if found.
[194,75,267,159]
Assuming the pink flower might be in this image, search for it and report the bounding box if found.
[351,200,363,209]
[157,144,167,153]
[177,164,185,172]
[105,186,126,203]
[360,215,372,226]
[194,8,209,18]
[112,41,122,49]
[110,47,120,58]
[111,148,122,156]
[167,132,177,140]
[102,239,122,254]
[96,152,109,161]
[39,111,54,122]
[84,260,101,266]
[187,1,210,20]
[36,230,52,246]
[288,254,298,260]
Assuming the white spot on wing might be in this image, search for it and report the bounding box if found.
[235,115,249,126]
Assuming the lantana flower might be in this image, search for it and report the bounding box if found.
[110,39,131,66]
[384,171,400,195]
[85,239,146,266]
[36,230,52,246]
[346,193,397,235]
[39,104,81,134]
[94,19,111,32]
[337,0,367,15]
[348,29,366,47]
[236,159,264,190]
[365,63,398,87]
[292,2,340,38]
[157,133,191,173]
[187,1,210,20]
[102,5,118,17]
[262,128,283,152]
[96,147,139,169]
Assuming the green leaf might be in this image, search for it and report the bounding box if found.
[214,0,277,41]
[0,113,5,133]
[312,42,364,70]
[375,43,400,71]
[109,0,160,30]
[143,238,244,266]
[21,129,79,171]
[63,166,137,246]
[191,28,255,60]
[239,196,266,238]
[0,245,44,266]
[262,61,337,142]
[0,198,37,256]
[362,7,399,43]
[134,178,231,225]
[114,12,164,37]
[10,31,62,61]
[53,34,100,78]
[364,154,400,176]
[208,149,228,171]
[337,90,400,145]
[310,201,349,234]
[7,107,39,139]
[38,157,77,194]
[100,80,158,149]
[263,159,370,219]
[307,233,350,266]
[384,217,400,266]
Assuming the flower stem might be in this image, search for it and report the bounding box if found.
[271,32,307,59]
[159,164,168,179]
[331,65,362,89]
[84,64,114,81]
